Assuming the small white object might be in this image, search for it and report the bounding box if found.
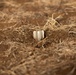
[33,30,44,41]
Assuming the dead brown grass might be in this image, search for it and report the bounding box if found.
[0,0,76,75]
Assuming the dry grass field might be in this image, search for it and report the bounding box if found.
[0,0,76,75]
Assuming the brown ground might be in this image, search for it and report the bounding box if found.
[0,0,76,75]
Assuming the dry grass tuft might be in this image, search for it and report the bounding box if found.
[0,0,76,75]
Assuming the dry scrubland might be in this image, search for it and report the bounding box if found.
[0,0,76,75]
